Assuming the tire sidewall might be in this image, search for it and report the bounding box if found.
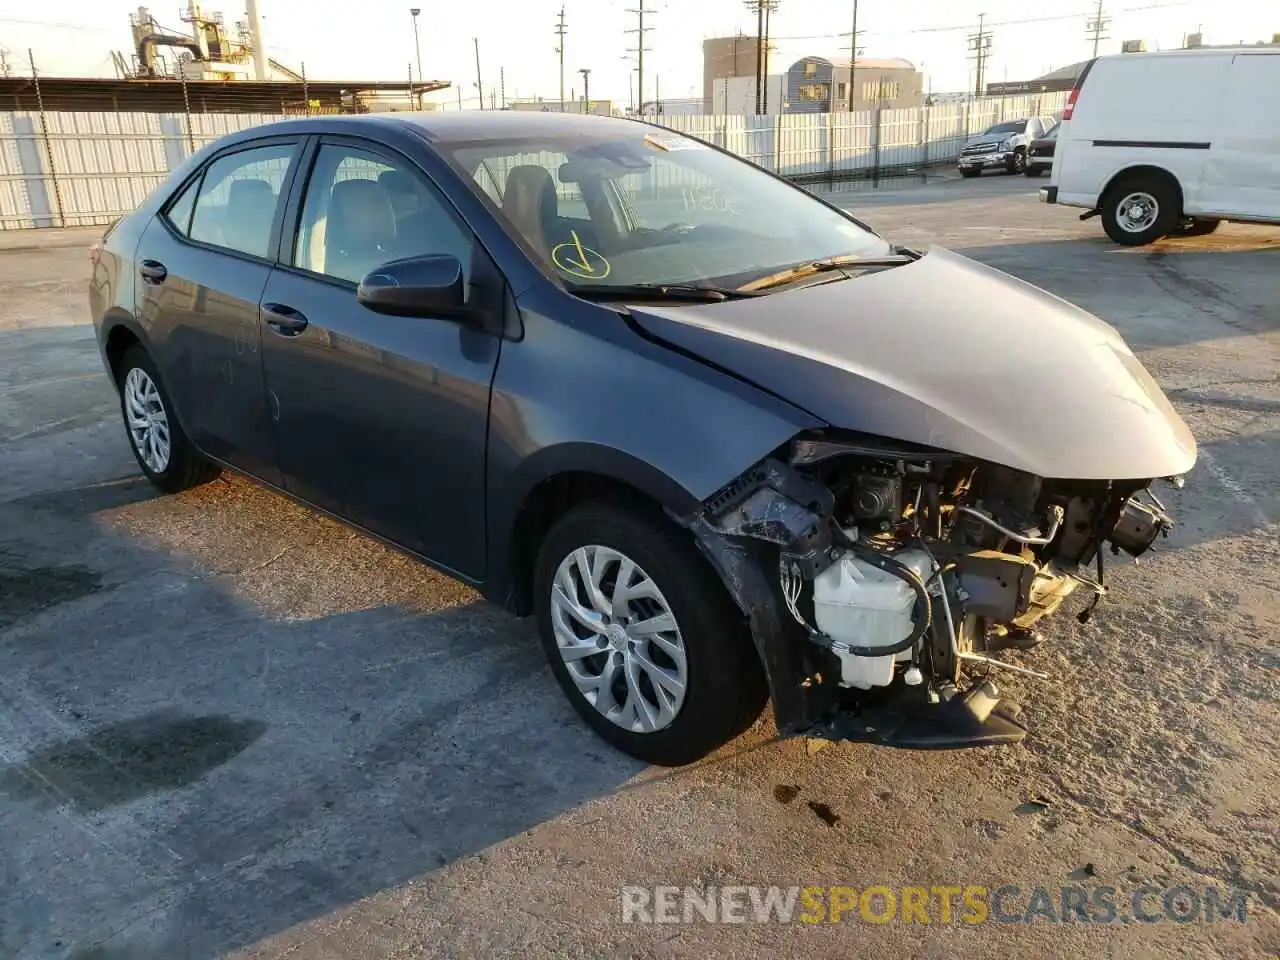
[532,501,761,766]
[1103,178,1177,246]
[117,346,197,491]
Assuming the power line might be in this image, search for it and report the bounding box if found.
[765,0,1193,42]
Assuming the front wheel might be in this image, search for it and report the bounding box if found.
[960,168,981,179]
[1024,166,1043,178]
[533,499,768,766]
[1006,150,1026,174]
[117,345,220,493]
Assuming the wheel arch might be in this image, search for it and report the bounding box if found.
[1101,164,1184,214]
[100,314,148,387]
[487,443,708,617]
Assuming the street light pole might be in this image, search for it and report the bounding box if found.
[409,8,423,109]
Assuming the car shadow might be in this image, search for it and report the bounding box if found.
[0,472,645,960]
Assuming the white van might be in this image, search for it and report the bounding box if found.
[1041,47,1280,245]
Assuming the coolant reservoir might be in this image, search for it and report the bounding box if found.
[812,548,933,689]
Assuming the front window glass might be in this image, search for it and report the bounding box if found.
[443,128,890,289]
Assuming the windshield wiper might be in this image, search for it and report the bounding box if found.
[738,251,916,293]
[566,282,760,303]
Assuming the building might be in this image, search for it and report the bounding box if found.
[986,62,1089,96]
[702,35,765,112]
[783,57,923,112]
[638,97,705,117]
[712,75,786,115]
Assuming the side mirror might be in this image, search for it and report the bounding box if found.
[356,254,470,319]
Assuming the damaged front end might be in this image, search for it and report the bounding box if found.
[681,433,1182,749]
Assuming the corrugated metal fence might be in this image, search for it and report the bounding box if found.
[0,91,1066,230]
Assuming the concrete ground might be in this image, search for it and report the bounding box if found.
[1,174,1277,959]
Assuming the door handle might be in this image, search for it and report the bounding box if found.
[262,302,309,336]
[139,259,167,284]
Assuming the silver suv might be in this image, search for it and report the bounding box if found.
[958,117,1052,177]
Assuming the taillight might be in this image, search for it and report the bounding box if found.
[1062,88,1080,121]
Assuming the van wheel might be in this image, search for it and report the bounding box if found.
[1102,174,1178,246]
[1178,218,1221,237]
[532,498,768,766]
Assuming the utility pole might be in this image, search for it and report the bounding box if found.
[409,8,423,109]
[500,65,506,109]
[1086,0,1111,57]
[967,13,993,98]
[744,0,764,114]
[762,1,778,114]
[474,37,484,110]
[579,67,591,114]
[847,0,862,111]
[625,0,654,117]
[554,6,568,112]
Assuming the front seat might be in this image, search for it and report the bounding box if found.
[323,178,398,284]
[225,178,275,257]
[501,165,559,256]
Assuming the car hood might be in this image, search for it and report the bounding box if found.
[628,247,1197,481]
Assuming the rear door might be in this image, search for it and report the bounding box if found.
[1199,53,1280,220]
[134,138,303,484]
[258,136,502,578]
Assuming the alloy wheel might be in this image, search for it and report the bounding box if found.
[549,544,688,733]
[123,366,171,474]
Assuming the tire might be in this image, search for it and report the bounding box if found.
[117,344,220,493]
[533,498,768,766]
[960,168,981,179]
[1007,149,1027,174]
[1101,173,1179,246]
[1178,217,1221,237]
[1024,166,1043,178]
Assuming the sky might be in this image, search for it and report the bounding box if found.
[1,0,1274,106]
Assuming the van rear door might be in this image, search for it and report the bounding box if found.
[1199,52,1280,221]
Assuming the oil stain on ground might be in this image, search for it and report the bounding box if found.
[0,711,266,811]
[0,559,101,629]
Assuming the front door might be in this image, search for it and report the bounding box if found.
[134,139,302,484]
[258,138,500,579]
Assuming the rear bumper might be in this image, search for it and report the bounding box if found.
[1039,186,1059,204]
[1027,156,1053,169]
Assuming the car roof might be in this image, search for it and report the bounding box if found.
[227,110,659,147]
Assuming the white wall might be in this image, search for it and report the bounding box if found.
[712,75,786,116]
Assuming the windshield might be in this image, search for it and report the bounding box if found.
[982,120,1027,136]
[1043,123,1060,140]
[441,128,892,289]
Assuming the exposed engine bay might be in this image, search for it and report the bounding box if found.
[684,432,1182,749]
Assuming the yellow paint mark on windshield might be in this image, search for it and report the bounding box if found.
[551,230,612,280]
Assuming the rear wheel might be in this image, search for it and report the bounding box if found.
[1024,166,1043,178]
[960,168,981,179]
[117,345,220,493]
[1101,173,1179,246]
[1178,217,1221,237]
[533,498,768,766]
